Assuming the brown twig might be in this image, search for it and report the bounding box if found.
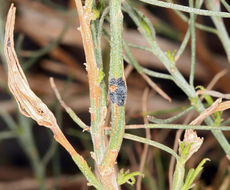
[137,87,151,190]
[141,73,171,102]
[4,4,101,189]
[206,69,228,90]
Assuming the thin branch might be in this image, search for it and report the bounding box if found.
[205,0,230,62]
[141,73,171,102]
[189,0,196,87]
[74,0,107,170]
[49,77,88,130]
[139,0,230,17]
[148,106,193,124]
[124,133,179,160]
[174,28,191,61]
[125,124,230,131]
[137,88,151,190]
[123,39,171,101]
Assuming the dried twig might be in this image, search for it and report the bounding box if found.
[206,69,228,90]
[4,4,102,189]
[197,90,230,99]
[141,73,172,102]
[190,98,222,125]
[136,87,151,190]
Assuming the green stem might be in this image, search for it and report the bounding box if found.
[175,28,190,61]
[126,124,230,131]
[0,131,17,141]
[148,106,193,124]
[101,0,125,176]
[172,162,185,190]
[206,0,230,63]
[189,0,196,87]
[18,115,46,190]
[124,133,179,160]
[85,1,107,167]
[139,0,230,17]
[220,0,230,12]
[165,0,217,34]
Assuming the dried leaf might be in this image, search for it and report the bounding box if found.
[4,4,56,128]
[4,3,78,157]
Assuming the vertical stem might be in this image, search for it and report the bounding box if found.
[172,162,185,190]
[18,115,46,190]
[189,0,196,87]
[206,0,230,63]
[99,0,125,188]
[74,0,106,167]
[0,0,7,70]
[175,28,191,61]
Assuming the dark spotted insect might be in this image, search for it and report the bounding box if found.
[109,77,127,106]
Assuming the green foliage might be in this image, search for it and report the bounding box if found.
[179,142,193,164]
[181,158,210,190]
[165,50,176,63]
[97,68,105,84]
[117,169,143,186]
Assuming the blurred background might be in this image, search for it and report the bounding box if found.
[0,0,230,189]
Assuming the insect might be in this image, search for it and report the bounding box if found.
[109,77,127,106]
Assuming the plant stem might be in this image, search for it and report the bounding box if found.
[189,0,196,87]
[0,131,17,141]
[165,0,217,34]
[139,0,230,17]
[175,28,190,61]
[126,124,230,131]
[206,0,230,63]
[172,162,185,190]
[220,0,230,12]
[74,0,107,167]
[18,115,46,190]
[124,133,179,160]
[99,0,125,188]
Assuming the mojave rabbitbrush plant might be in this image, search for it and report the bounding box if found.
[3,0,230,189]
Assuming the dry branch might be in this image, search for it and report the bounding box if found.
[4,4,101,189]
